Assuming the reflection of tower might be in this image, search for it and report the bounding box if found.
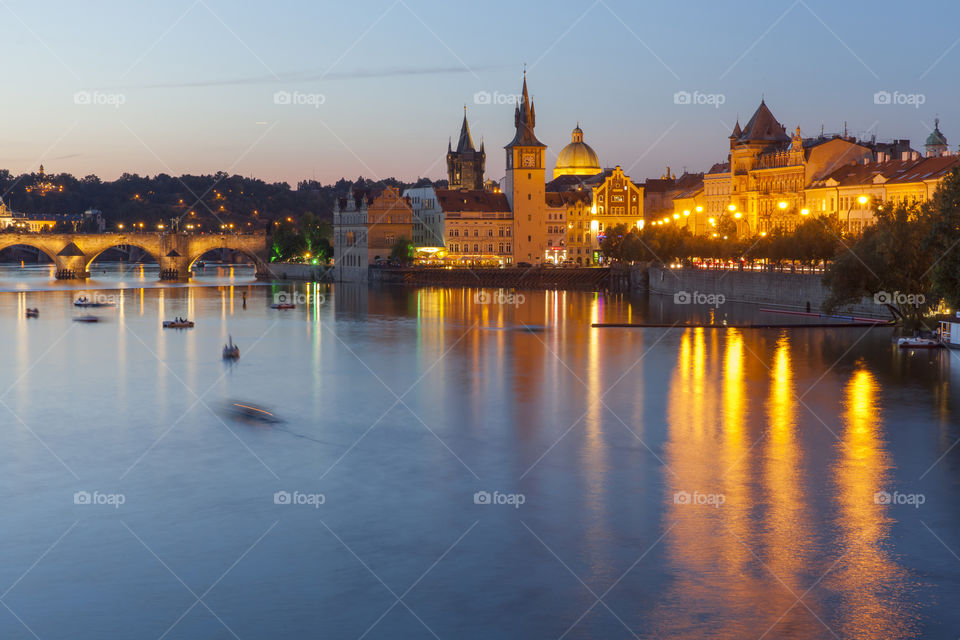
[504,71,547,263]
[446,107,485,190]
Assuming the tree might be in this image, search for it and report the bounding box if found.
[925,168,960,309]
[389,236,415,265]
[822,202,935,325]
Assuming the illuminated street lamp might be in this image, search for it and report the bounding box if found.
[117,223,124,230]
[695,206,703,213]
[801,208,810,216]
[858,195,868,205]
[673,213,680,220]
[683,210,690,216]
[778,201,788,210]
[734,212,742,219]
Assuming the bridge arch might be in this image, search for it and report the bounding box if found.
[83,242,162,272]
[187,247,263,272]
[0,237,60,264]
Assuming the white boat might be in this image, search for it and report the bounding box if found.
[897,336,940,349]
[222,335,240,359]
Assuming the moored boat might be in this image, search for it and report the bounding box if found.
[270,303,296,310]
[74,315,100,323]
[897,336,940,349]
[25,308,39,318]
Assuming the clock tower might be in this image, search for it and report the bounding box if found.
[504,72,547,264]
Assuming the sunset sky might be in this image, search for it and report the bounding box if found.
[3,0,958,185]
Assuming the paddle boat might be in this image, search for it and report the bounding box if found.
[163,318,195,329]
[25,308,39,318]
[74,296,113,308]
[222,335,240,360]
[270,302,296,310]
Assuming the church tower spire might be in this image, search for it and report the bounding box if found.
[446,107,485,190]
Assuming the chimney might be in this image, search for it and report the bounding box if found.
[902,151,910,161]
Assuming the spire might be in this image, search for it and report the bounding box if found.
[456,108,476,152]
[506,69,545,148]
[730,119,742,139]
[448,136,452,153]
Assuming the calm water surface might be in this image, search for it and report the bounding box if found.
[1,263,959,639]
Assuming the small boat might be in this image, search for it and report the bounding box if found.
[222,335,240,360]
[270,303,296,310]
[74,315,100,323]
[163,319,195,329]
[194,260,206,269]
[897,337,940,349]
[25,308,39,318]
[74,297,113,308]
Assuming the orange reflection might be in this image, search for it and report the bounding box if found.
[830,368,916,638]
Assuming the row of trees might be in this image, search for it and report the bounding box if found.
[270,213,333,262]
[599,216,844,268]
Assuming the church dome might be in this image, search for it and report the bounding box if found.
[553,124,601,179]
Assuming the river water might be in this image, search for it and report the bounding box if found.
[1,263,959,639]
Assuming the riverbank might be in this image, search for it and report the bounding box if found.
[647,265,886,318]
[259,262,330,281]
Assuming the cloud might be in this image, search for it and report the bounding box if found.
[101,64,503,91]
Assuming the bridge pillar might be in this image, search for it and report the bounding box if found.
[54,255,90,280]
[158,256,191,281]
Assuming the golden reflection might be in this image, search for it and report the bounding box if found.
[761,335,818,633]
[830,368,915,638]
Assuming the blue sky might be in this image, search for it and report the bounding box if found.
[1,0,957,184]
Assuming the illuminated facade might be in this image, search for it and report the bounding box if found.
[713,100,874,235]
[446,110,485,190]
[439,189,513,264]
[403,186,444,247]
[504,73,548,264]
[806,152,960,234]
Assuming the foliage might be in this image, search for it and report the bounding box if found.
[925,168,960,310]
[822,202,935,324]
[389,236,415,265]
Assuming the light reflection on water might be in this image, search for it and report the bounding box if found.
[0,265,958,638]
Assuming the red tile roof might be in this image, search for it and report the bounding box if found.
[811,155,960,188]
[436,189,511,213]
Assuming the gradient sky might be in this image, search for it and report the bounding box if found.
[2,0,958,185]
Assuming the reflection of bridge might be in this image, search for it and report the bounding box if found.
[0,231,270,280]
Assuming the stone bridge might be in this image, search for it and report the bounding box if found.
[0,231,271,280]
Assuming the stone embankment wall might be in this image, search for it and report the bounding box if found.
[647,266,885,318]
[259,263,329,281]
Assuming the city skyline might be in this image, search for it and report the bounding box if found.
[2,0,958,184]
